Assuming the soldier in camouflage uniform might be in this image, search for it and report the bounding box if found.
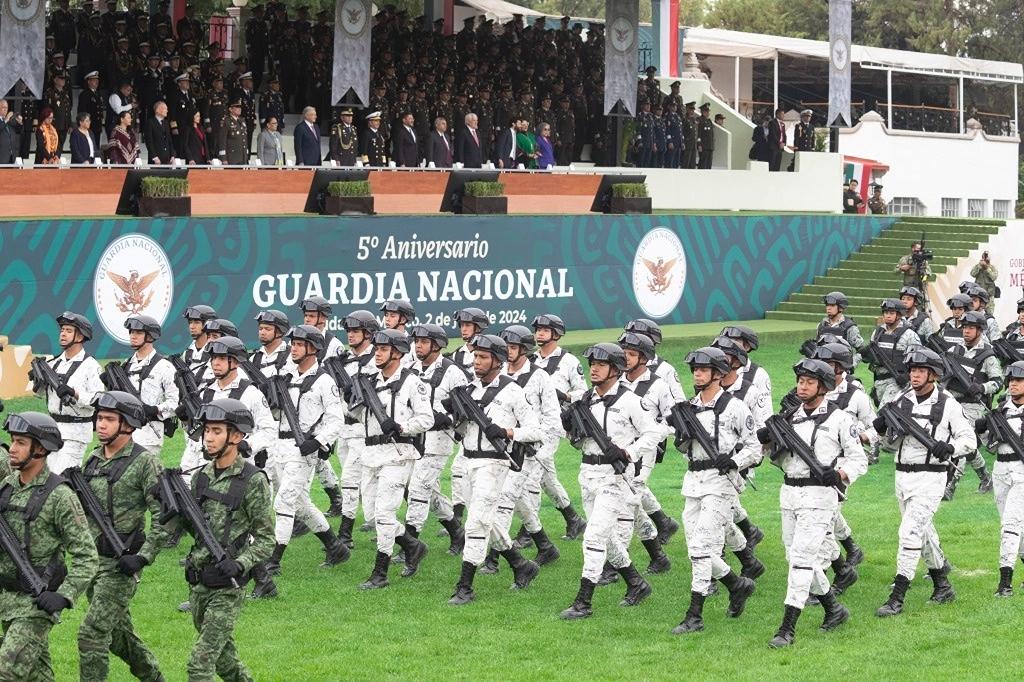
[170,399,274,682]
[76,391,167,682]
[0,412,98,681]
[217,100,250,165]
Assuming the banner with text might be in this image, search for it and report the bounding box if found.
[0,214,893,358]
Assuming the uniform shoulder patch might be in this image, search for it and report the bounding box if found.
[745,415,755,431]
[756,392,768,408]
[416,382,428,395]
[639,397,655,413]
[576,365,584,376]
[849,423,859,438]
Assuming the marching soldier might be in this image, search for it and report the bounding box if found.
[360,111,389,167]
[446,335,542,605]
[0,413,98,680]
[405,324,467,554]
[759,359,866,647]
[31,312,104,474]
[349,330,434,590]
[116,315,179,456]
[451,308,489,371]
[623,318,687,402]
[76,391,167,682]
[934,293,971,350]
[940,311,997,499]
[965,284,1002,342]
[175,400,275,680]
[216,99,250,165]
[530,314,587,539]
[671,347,759,634]
[865,299,921,407]
[379,299,417,367]
[559,343,660,620]
[817,292,866,351]
[181,304,217,372]
[872,349,974,618]
[900,286,936,339]
[260,325,350,588]
[720,325,772,396]
[299,296,345,359]
[329,109,359,166]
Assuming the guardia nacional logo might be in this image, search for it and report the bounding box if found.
[632,227,686,319]
[341,0,368,35]
[4,0,44,23]
[93,234,174,345]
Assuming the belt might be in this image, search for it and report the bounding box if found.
[895,463,947,473]
[464,449,505,460]
[365,435,418,447]
[344,415,359,425]
[278,431,308,441]
[582,454,621,466]
[783,476,827,487]
[687,459,719,472]
[996,453,1023,463]
[53,414,91,424]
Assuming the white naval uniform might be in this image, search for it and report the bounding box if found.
[34,349,104,473]
[124,350,180,454]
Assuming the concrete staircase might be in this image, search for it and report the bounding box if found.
[766,217,1005,324]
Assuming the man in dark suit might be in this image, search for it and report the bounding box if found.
[392,112,419,167]
[767,108,787,172]
[455,113,484,168]
[143,101,174,164]
[293,106,321,166]
[0,99,22,164]
[426,117,453,168]
[493,118,518,169]
[70,113,97,164]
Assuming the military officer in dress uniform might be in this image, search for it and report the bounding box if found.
[793,109,815,152]
[233,72,258,153]
[682,101,698,169]
[697,102,715,169]
[168,73,197,156]
[77,72,106,148]
[329,109,359,166]
[259,77,285,135]
[554,96,575,166]
[361,111,388,167]
[216,99,249,165]
[203,76,228,143]
[868,184,888,214]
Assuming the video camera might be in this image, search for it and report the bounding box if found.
[911,231,934,268]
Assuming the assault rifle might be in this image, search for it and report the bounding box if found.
[981,410,1024,466]
[561,399,634,490]
[322,353,362,397]
[876,403,943,455]
[270,374,308,449]
[99,360,135,394]
[763,413,847,500]
[992,338,1024,365]
[169,356,203,432]
[237,357,280,410]
[923,335,988,406]
[64,466,139,582]
[154,469,239,588]
[449,384,522,471]
[0,509,48,598]
[30,357,75,406]
[667,401,743,492]
[861,342,909,387]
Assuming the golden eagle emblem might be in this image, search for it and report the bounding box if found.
[642,257,676,294]
[346,7,362,23]
[106,269,160,314]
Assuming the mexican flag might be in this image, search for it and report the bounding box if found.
[843,156,889,214]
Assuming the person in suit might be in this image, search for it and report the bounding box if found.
[182,110,208,165]
[455,113,484,168]
[360,111,388,167]
[767,108,787,172]
[393,112,419,167]
[536,122,555,169]
[257,116,284,166]
[69,113,97,164]
[143,101,174,164]
[426,117,453,168]
[494,118,518,169]
[0,99,22,164]
[293,106,321,166]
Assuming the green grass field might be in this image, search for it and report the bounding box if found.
[0,329,1016,681]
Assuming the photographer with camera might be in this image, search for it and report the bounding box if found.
[896,241,934,308]
[970,251,999,313]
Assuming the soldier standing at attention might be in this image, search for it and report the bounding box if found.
[697,103,715,169]
[216,99,249,165]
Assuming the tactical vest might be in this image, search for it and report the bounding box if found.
[0,475,69,593]
[51,354,87,386]
[82,444,148,555]
[512,365,539,391]
[630,374,659,398]
[362,369,424,454]
[784,401,840,457]
[816,317,857,341]
[537,349,566,376]
[465,375,516,454]
[725,377,755,401]
[193,462,260,557]
[427,356,457,401]
[183,346,208,370]
[949,345,997,392]
[870,325,912,380]
[894,390,948,466]
[685,392,735,461]
[829,381,859,410]
[127,352,166,389]
[250,345,289,372]
[201,379,252,403]
[938,319,964,348]
[905,311,928,334]
[280,370,326,439]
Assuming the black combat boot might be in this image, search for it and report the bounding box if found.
[559,504,586,540]
[736,517,764,550]
[291,519,310,539]
[480,548,500,575]
[163,526,184,548]
[452,503,465,525]
[671,591,706,634]
[440,516,465,555]
[928,566,956,603]
[264,543,286,576]
[649,509,679,545]
[719,571,755,617]
[559,578,596,619]
[501,548,540,589]
[396,526,429,578]
[512,525,534,549]
[448,561,477,605]
[943,470,960,501]
[818,589,850,632]
[831,556,858,595]
[618,564,652,606]
[597,561,619,585]
[337,516,355,550]
[316,530,351,567]
[840,536,865,567]
[359,551,391,590]
[641,538,671,574]
[734,547,765,580]
[249,563,278,599]
[768,605,802,648]
[996,566,1013,597]
[530,529,560,566]
[976,464,993,494]
[877,574,911,617]
[359,519,375,532]
[324,486,344,517]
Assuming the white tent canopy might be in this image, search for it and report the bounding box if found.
[682,27,1024,83]
[456,0,545,23]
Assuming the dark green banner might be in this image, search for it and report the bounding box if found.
[0,214,894,357]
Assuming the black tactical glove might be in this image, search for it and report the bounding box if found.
[756,427,771,445]
[216,558,244,579]
[966,383,983,399]
[714,454,738,472]
[560,411,573,432]
[318,447,332,461]
[556,390,569,403]
[432,411,452,430]
[238,441,252,458]
[174,403,190,421]
[35,591,71,615]
[379,419,401,438]
[484,423,508,442]
[974,416,989,434]
[117,553,149,576]
[56,384,76,402]
[341,385,354,403]
[872,416,887,435]
[440,397,453,413]
[608,444,630,463]
[929,441,954,461]
[142,404,160,422]
[254,449,269,469]
[820,468,843,487]
[299,439,322,456]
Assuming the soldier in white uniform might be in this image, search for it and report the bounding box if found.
[31,311,104,473]
[259,325,350,591]
[671,347,760,634]
[759,359,867,648]
[447,308,487,532]
[965,285,1002,342]
[249,309,294,482]
[447,335,543,605]
[406,323,467,554]
[866,299,921,408]
[118,315,179,455]
[351,330,434,589]
[299,296,345,358]
[976,361,1024,596]
[623,318,686,402]
[559,343,661,620]
[180,304,217,372]
[932,293,970,350]
[900,286,936,339]
[379,299,418,370]
[336,310,380,546]
[190,318,239,387]
[940,311,996,499]
[720,325,772,397]
[873,348,974,618]
[816,292,866,352]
